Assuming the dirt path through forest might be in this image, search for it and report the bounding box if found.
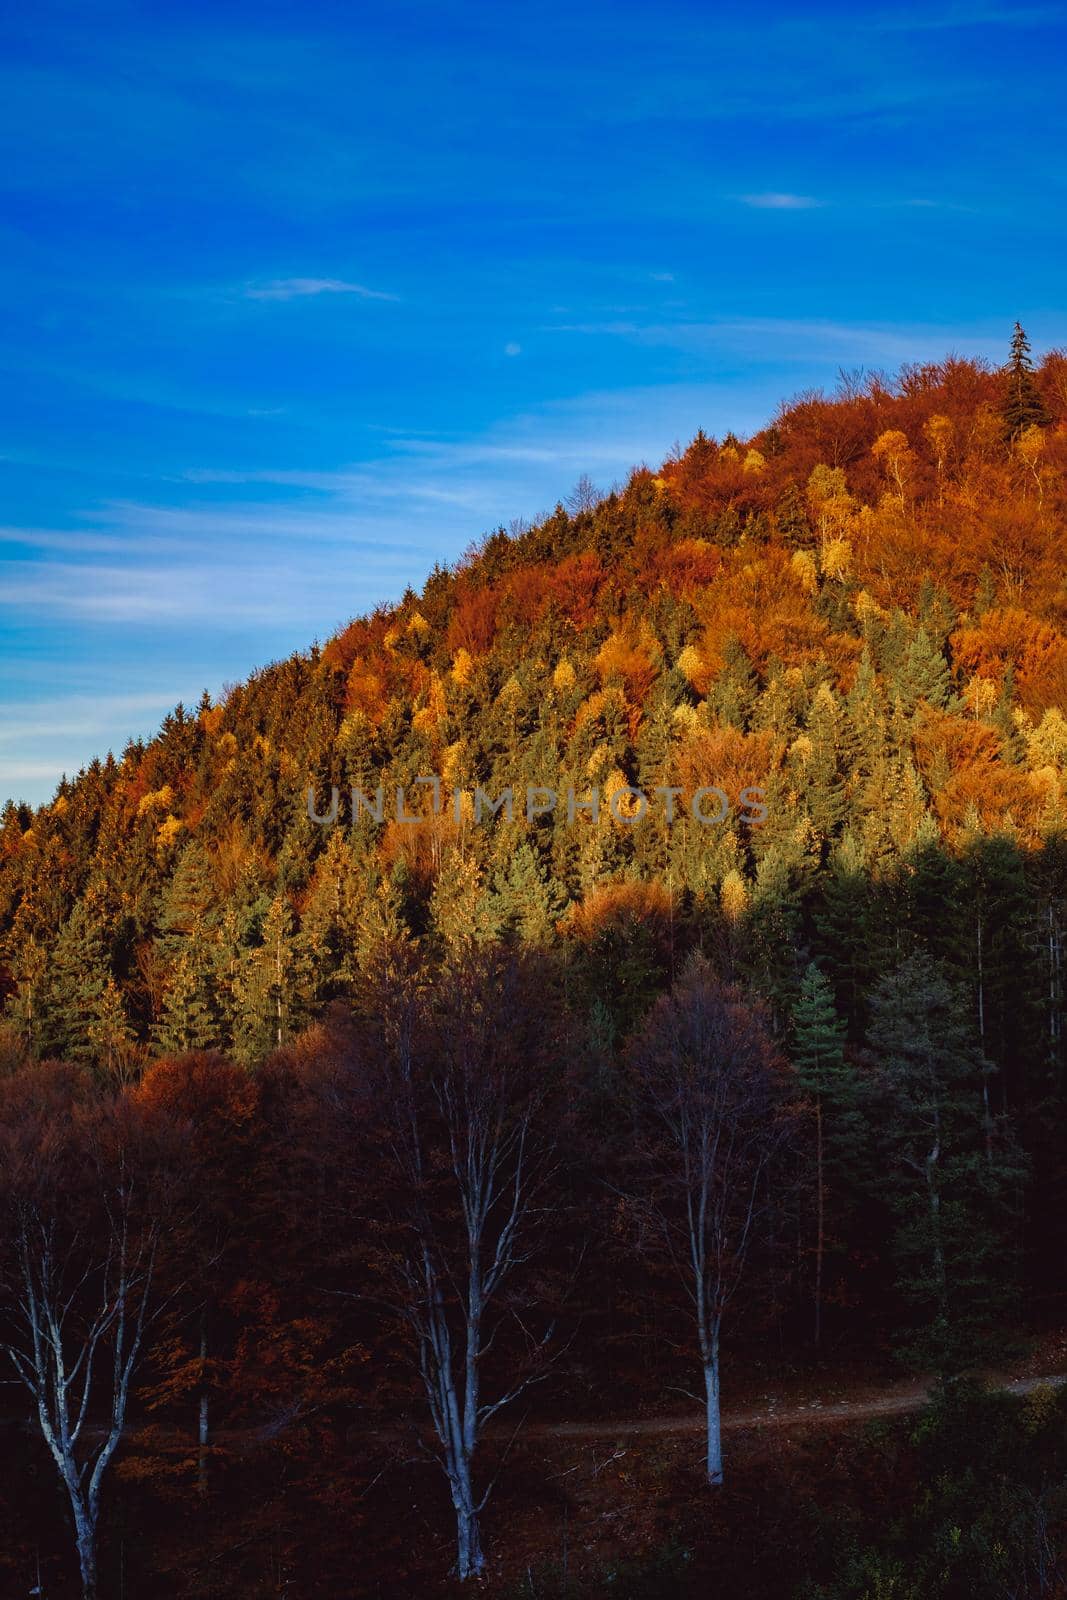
[527,1371,1067,1441]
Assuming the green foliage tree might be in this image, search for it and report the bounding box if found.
[486,840,566,946]
[231,894,314,1064]
[708,637,758,730]
[866,955,1025,1371]
[38,897,133,1072]
[428,846,497,947]
[1001,321,1050,439]
[153,941,220,1056]
[791,963,863,1345]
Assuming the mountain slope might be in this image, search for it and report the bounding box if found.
[3,343,1067,1071]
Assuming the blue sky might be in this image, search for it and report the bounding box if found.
[2,0,1067,805]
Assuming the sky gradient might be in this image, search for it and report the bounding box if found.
[3,0,1067,804]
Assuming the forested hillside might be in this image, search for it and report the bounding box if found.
[4,333,1067,1597]
[5,333,1067,1068]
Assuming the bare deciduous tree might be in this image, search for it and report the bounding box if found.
[372,946,558,1580]
[629,957,795,1486]
[565,473,601,515]
[0,1067,176,1600]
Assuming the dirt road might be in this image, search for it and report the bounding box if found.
[529,1371,1067,1440]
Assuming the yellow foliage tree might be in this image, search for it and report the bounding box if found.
[552,657,576,693]
[720,869,748,922]
[871,429,915,506]
[820,538,852,582]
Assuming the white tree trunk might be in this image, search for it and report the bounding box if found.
[451,1463,485,1580]
[198,1310,210,1497]
[703,1358,723,1486]
[72,1496,98,1600]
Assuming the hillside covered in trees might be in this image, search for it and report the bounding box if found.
[4,333,1067,1597]
[6,333,1067,1067]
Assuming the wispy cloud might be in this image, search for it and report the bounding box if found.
[0,557,422,626]
[0,689,229,797]
[740,192,824,210]
[0,375,818,806]
[543,314,1021,368]
[0,387,745,645]
[0,692,181,746]
[244,277,399,302]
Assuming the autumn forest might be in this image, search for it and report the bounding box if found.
[6,333,1067,1598]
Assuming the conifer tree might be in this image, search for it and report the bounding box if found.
[152,842,225,1055]
[802,682,854,842]
[153,941,220,1056]
[1001,322,1050,439]
[231,894,314,1064]
[486,840,566,946]
[899,627,953,712]
[87,975,136,1080]
[740,836,814,1025]
[902,826,966,962]
[709,637,758,730]
[429,846,498,946]
[300,829,363,996]
[1027,832,1067,1092]
[866,956,1024,1371]
[354,866,412,973]
[6,935,47,1059]
[957,832,1036,1118]
[774,482,813,547]
[814,833,886,1039]
[792,964,862,1346]
[916,578,958,650]
[753,664,805,742]
[37,898,130,1070]
[876,610,913,686]
[161,841,220,935]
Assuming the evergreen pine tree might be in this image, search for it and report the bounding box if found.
[866,956,1025,1371]
[6,934,47,1059]
[902,827,967,962]
[916,578,959,650]
[154,939,221,1055]
[153,840,225,1055]
[900,627,953,712]
[877,610,913,685]
[1027,831,1067,1093]
[429,847,498,946]
[774,482,813,547]
[301,829,363,996]
[802,682,854,842]
[792,963,863,1346]
[739,835,815,1025]
[1001,322,1050,439]
[846,648,889,793]
[814,833,886,1039]
[231,894,314,1064]
[486,840,566,945]
[354,866,412,972]
[86,974,136,1079]
[37,896,130,1070]
[709,637,758,730]
[957,832,1037,1118]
